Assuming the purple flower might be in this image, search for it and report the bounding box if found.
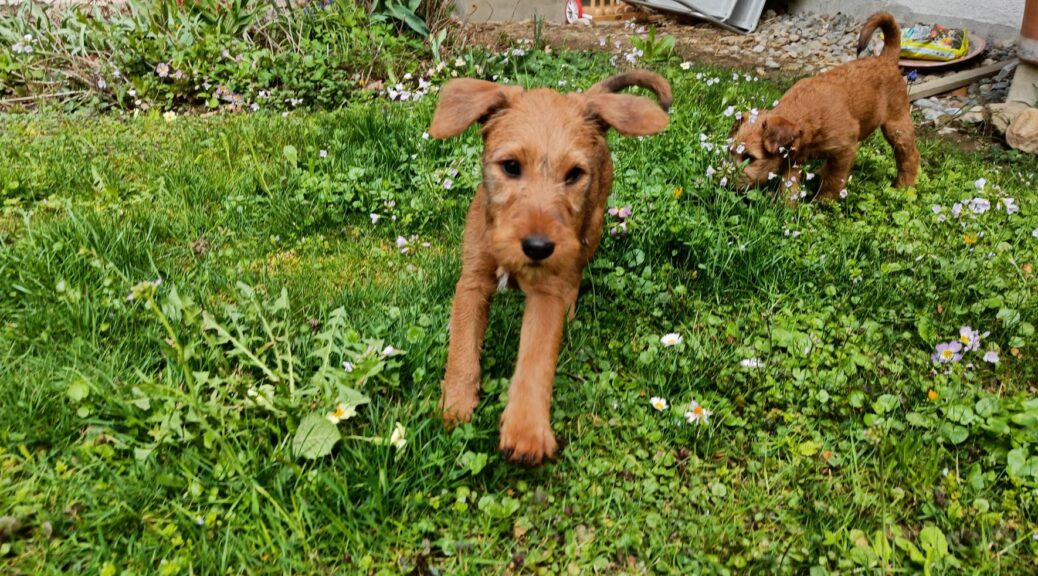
[617,205,632,220]
[969,198,991,214]
[1002,197,1019,215]
[931,341,963,364]
[951,203,963,217]
[983,350,1000,364]
[958,326,981,351]
[932,205,942,214]
[906,69,919,82]
[155,62,170,78]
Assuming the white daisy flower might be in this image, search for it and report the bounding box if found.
[684,400,713,425]
[660,333,683,347]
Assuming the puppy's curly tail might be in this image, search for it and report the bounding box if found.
[587,70,672,112]
[857,11,901,60]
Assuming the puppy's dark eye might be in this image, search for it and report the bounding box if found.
[564,167,585,185]
[501,159,521,178]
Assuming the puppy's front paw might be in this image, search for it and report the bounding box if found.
[499,403,557,466]
[440,377,479,429]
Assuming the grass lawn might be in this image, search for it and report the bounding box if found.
[2,53,1038,574]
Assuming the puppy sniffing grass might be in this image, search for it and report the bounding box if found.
[428,71,671,465]
[729,12,920,203]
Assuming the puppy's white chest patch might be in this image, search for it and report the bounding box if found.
[496,267,510,293]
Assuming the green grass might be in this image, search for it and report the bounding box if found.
[2,54,1038,575]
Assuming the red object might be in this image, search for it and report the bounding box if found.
[565,0,583,24]
[1022,0,1038,64]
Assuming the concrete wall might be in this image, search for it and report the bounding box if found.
[788,0,1025,41]
[455,0,567,23]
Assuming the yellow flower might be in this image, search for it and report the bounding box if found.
[928,389,938,401]
[389,422,406,450]
[963,233,978,246]
[326,403,355,424]
[673,187,684,198]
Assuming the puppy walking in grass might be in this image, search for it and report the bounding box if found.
[729,11,920,203]
[428,71,671,465]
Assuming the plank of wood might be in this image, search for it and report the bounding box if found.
[908,58,1019,101]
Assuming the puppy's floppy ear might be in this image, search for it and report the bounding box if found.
[762,115,801,154]
[584,70,671,136]
[586,94,669,136]
[429,79,521,138]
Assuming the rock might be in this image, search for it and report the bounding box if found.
[914,98,944,111]
[1006,108,1038,154]
[995,62,1017,82]
[938,126,958,135]
[958,110,985,124]
[753,44,766,53]
[766,59,780,69]
[989,101,1031,133]
[922,109,946,122]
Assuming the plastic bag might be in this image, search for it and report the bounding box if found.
[900,24,969,61]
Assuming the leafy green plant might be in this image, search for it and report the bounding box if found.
[0,0,427,112]
[119,279,404,462]
[629,26,676,63]
[370,0,429,37]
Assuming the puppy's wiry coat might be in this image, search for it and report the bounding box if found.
[429,72,671,465]
[730,12,919,202]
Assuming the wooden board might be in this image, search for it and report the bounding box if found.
[908,58,1018,101]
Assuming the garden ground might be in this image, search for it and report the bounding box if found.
[2,48,1038,575]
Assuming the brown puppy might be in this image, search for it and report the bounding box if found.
[729,11,919,202]
[428,71,671,465]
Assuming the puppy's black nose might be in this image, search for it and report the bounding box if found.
[521,235,555,261]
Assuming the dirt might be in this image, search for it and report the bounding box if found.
[460,15,768,74]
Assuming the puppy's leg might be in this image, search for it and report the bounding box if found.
[441,190,497,426]
[441,273,495,426]
[882,114,920,188]
[499,286,569,465]
[818,147,858,202]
